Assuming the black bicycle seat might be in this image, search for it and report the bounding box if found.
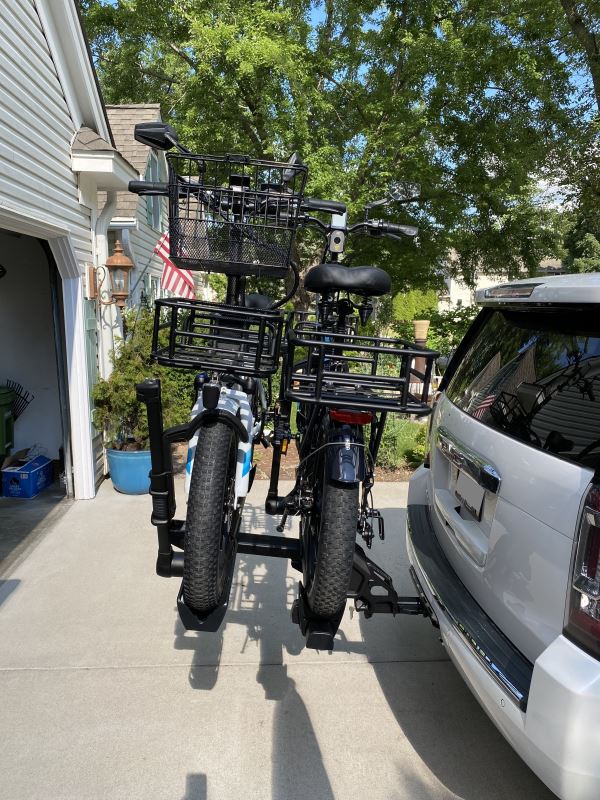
[245,292,272,310]
[304,263,391,297]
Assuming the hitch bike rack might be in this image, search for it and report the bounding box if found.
[137,378,431,650]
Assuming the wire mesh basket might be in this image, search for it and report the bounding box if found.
[151,298,285,378]
[284,324,438,414]
[166,153,307,278]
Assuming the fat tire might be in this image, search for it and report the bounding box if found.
[308,480,359,618]
[183,422,236,613]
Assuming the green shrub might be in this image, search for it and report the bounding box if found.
[92,307,195,449]
[427,305,478,357]
[392,289,438,324]
[376,417,429,471]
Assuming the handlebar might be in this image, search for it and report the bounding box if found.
[360,220,419,238]
[128,180,169,196]
[302,197,347,215]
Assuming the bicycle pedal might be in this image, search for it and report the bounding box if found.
[291,598,300,625]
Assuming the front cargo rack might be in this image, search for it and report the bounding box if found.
[166,152,308,278]
[151,297,284,378]
[284,325,437,414]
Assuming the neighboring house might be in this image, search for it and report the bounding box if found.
[438,274,499,311]
[99,105,214,372]
[0,0,157,500]
[96,104,169,375]
[438,258,567,311]
[105,104,169,309]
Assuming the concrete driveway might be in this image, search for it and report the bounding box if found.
[0,479,554,800]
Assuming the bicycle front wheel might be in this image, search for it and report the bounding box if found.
[183,422,237,613]
[305,478,359,619]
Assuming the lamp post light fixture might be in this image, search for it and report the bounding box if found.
[103,240,133,309]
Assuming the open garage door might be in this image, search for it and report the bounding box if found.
[0,231,69,479]
[0,230,83,570]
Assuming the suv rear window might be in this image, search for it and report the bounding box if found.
[446,308,600,469]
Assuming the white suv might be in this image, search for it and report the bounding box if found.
[407,274,600,800]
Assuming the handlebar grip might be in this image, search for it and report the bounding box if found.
[373,220,418,237]
[303,197,347,215]
[128,180,169,196]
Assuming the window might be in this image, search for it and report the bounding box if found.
[446,308,600,468]
[145,153,162,230]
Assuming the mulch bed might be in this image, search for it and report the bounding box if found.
[251,442,412,482]
[173,441,413,482]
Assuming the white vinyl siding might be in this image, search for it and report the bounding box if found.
[0,0,100,498]
[0,0,94,268]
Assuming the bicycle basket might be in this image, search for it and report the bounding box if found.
[166,153,308,278]
[284,325,438,414]
[151,298,284,378]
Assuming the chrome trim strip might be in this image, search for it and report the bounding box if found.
[408,508,530,710]
[437,426,501,494]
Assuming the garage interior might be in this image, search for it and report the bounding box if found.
[0,229,72,574]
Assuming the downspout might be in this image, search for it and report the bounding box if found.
[95,190,118,378]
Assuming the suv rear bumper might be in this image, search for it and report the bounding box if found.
[407,493,600,800]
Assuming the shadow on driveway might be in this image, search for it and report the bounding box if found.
[170,497,553,800]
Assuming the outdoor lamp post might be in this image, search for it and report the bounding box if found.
[104,240,133,309]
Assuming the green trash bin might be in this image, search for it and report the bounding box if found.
[0,386,15,458]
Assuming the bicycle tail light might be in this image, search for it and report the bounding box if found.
[565,483,600,659]
[329,409,373,425]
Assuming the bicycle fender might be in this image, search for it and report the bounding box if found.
[189,408,249,443]
[326,432,365,485]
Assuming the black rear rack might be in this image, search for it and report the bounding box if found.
[284,325,437,414]
[151,298,284,378]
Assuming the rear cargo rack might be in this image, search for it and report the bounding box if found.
[284,325,437,414]
[151,297,284,378]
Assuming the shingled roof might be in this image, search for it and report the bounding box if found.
[104,104,162,218]
[72,126,116,152]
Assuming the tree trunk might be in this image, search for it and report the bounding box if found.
[560,0,600,112]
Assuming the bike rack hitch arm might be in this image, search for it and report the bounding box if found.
[136,379,177,576]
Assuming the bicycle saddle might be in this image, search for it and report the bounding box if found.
[304,263,391,297]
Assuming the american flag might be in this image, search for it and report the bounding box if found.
[472,394,496,420]
[154,232,195,300]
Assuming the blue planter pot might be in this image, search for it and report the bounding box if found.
[107,448,151,495]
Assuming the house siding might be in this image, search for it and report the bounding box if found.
[0,0,99,498]
[127,201,167,302]
[0,0,94,268]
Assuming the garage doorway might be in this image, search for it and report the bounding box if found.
[0,230,72,573]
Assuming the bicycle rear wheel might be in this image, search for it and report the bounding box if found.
[303,477,358,618]
[184,422,237,613]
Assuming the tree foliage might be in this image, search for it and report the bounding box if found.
[80,0,599,287]
[392,289,439,322]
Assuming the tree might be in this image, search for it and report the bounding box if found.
[392,290,439,323]
[80,0,596,290]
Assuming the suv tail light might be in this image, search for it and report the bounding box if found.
[565,484,600,659]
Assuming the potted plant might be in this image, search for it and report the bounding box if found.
[92,308,193,494]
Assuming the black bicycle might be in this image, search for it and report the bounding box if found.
[263,201,437,646]
[130,122,437,649]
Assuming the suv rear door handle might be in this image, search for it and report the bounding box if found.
[437,427,501,494]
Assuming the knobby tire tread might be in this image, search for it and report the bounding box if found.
[309,481,358,618]
[184,422,235,613]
